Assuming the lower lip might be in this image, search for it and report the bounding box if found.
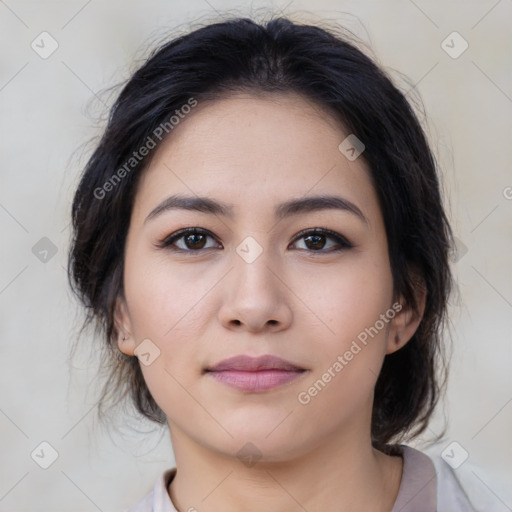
[206,369,305,392]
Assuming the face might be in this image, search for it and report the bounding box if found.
[115,92,421,462]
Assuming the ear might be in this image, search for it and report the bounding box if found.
[386,277,427,355]
[114,295,137,356]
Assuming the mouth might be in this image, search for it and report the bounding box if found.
[204,354,308,392]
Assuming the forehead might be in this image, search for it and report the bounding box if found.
[131,92,379,226]
[148,91,348,172]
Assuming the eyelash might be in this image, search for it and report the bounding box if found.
[155,227,354,255]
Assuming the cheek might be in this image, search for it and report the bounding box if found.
[124,243,214,341]
[125,260,211,421]
[123,249,214,404]
[292,254,394,345]
[291,254,394,401]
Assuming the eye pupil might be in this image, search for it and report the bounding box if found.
[305,234,325,250]
[186,233,206,249]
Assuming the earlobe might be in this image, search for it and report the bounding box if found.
[386,282,427,355]
[117,334,137,356]
[114,296,136,356]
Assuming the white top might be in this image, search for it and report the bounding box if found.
[123,445,477,512]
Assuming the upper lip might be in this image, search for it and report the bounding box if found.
[206,355,305,372]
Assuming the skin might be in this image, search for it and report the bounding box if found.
[114,92,426,512]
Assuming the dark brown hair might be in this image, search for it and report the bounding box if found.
[67,15,453,452]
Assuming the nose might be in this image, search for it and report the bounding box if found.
[217,247,293,334]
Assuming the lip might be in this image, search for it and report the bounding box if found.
[206,354,305,372]
[204,355,307,392]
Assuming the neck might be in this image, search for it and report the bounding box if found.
[166,423,403,512]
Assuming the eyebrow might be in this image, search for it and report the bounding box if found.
[144,193,368,225]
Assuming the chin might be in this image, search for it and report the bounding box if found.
[210,430,309,465]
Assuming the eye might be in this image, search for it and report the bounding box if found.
[155,227,353,254]
[289,228,353,253]
[156,228,221,252]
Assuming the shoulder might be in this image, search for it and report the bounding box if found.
[400,445,477,512]
[122,468,178,512]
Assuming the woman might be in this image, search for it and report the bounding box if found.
[67,16,476,512]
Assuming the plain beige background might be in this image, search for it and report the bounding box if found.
[0,1,511,511]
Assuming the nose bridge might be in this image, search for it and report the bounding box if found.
[218,233,292,331]
[233,234,280,301]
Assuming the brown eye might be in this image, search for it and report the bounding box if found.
[304,233,327,250]
[157,228,221,252]
[290,228,353,253]
[183,232,207,249]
